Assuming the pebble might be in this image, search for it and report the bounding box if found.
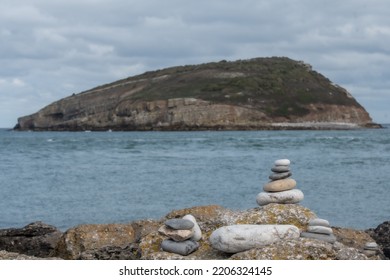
[263,178,297,192]
[161,239,199,256]
[209,224,300,253]
[300,232,337,243]
[274,159,290,166]
[269,171,292,181]
[165,219,194,230]
[256,189,304,206]
[308,218,330,227]
[183,214,202,241]
[307,226,333,235]
[158,225,194,242]
[271,166,290,173]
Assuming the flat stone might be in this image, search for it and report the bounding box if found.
[158,225,194,242]
[269,172,292,181]
[271,166,290,173]
[308,218,330,227]
[263,178,296,192]
[165,219,194,230]
[364,242,379,250]
[161,239,199,256]
[209,224,300,253]
[300,232,337,243]
[274,159,290,166]
[307,226,333,235]
[363,250,377,257]
[182,214,202,241]
[256,189,303,206]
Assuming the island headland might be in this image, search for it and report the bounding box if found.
[14,57,381,131]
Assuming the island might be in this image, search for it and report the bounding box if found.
[14,57,381,131]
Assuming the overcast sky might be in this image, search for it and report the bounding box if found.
[1,0,389,127]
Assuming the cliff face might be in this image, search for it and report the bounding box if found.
[15,57,379,131]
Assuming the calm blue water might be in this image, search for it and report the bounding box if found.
[0,126,389,231]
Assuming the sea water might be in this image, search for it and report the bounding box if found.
[0,126,389,231]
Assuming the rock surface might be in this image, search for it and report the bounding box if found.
[0,221,62,257]
[14,57,379,131]
[51,223,136,259]
[209,224,300,253]
[367,221,390,259]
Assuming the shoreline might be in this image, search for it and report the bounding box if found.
[0,204,388,260]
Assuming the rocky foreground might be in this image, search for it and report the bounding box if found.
[0,204,388,260]
[15,57,380,131]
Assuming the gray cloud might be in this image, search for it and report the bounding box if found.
[1,0,389,127]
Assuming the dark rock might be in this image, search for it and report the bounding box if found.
[165,219,194,230]
[0,221,62,257]
[367,221,390,259]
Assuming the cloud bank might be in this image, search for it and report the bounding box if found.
[1,0,389,127]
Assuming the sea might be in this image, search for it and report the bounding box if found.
[0,126,389,231]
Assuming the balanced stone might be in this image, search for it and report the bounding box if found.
[183,214,202,241]
[161,239,199,256]
[307,226,333,235]
[274,159,290,166]
[209,224,300,253]
[256,189,303,206]
[364,242,379,250]
[269,171,292,181]
[165,218,194,230]
[263,178,296,192]
[300,232,337,243]
[271,166,290,173]
[158,225,194,242]
[308,218,330,227]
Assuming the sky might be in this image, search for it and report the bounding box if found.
[1,0,389,128]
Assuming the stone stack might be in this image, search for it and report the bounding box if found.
[300,218,337,243]
[256,159,304,206]
[158,214,202,256]
[363,242,380,257]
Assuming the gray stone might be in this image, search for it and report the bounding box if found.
[274,159,290,166]
[300,232,337,244]
[263,178,297,192]
[307,226,333,235]
[182,215,202,241]
[209,224,300,253]
[308,218,330,227]
[165,219,194,230]
[271,166,290,173]
[269,171,292,181]
[158,225,194,242]
[161,239,199,256]
[256,189,304,206]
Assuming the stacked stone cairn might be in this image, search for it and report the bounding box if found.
[158,214,202,256]
[300,218,337,243]
[256,159,304,206]
[363,242,380,257]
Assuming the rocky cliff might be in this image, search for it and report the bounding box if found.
[15,57,380,131]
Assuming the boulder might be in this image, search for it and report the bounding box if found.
[51,223,136,259]
[0,221,62,257]
[367,221,390,259]
[209,224,300,253]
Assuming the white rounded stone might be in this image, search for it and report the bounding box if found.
[183,214,202,241]
[307,225,333,235]
[274,159,290,166]
[256,189,304,206]
[209,224,300,253]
